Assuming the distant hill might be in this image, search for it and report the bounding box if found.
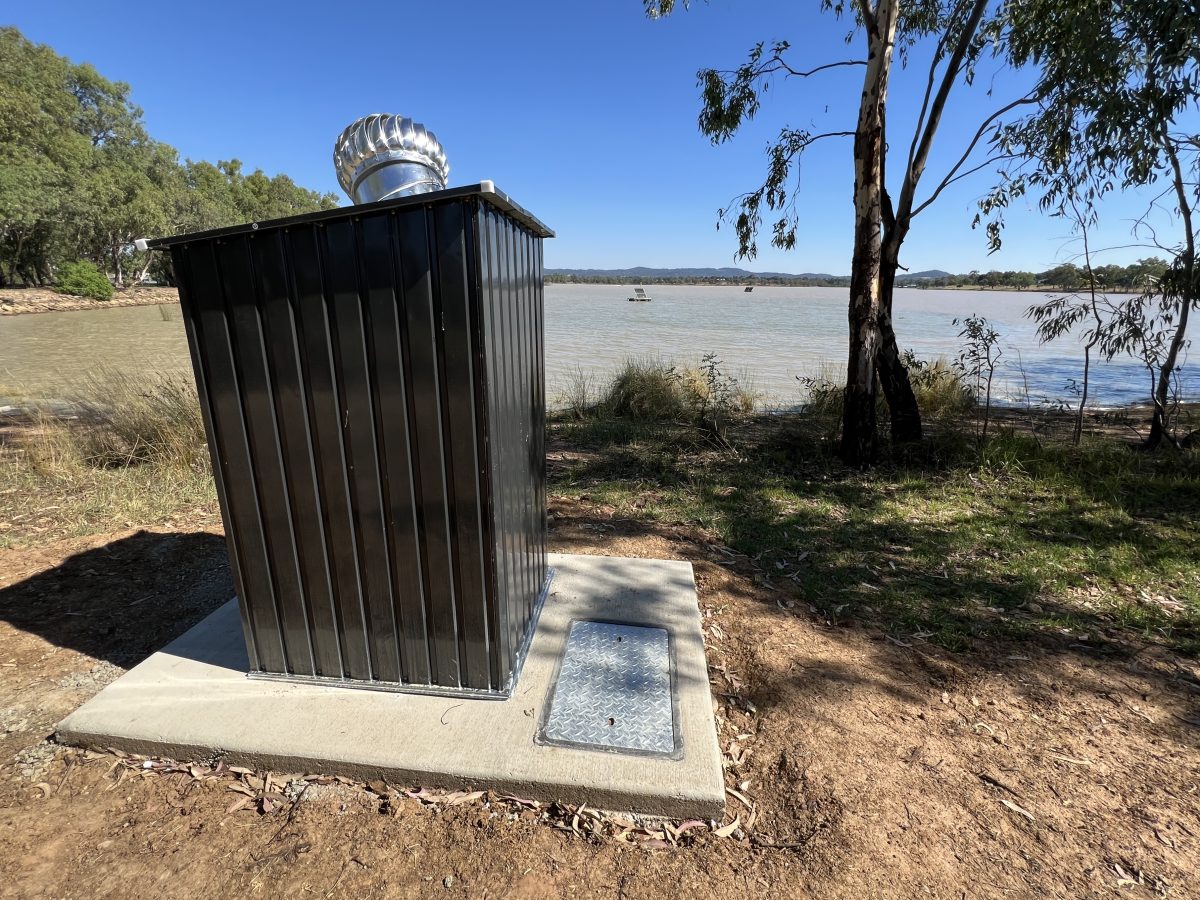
[897,269,953,281]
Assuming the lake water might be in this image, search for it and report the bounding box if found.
[0,284,1189,409]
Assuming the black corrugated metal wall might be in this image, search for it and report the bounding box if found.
[169,191,548,696]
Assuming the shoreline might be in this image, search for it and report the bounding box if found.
[0,286,180,316]
[0,282,1145,317]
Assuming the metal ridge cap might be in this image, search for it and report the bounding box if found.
[477,181,555,239]
[143,183,553,249]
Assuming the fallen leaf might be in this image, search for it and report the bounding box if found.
[998,798,1035,822]
[366,779,390,797]
[713,817,741,838]
[639,838,672,849]
[725,787,754,810]
[498,794,540,808]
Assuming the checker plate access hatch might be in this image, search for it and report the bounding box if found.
[540,621,675,756]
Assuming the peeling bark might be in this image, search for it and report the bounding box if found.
[840,0,899,467]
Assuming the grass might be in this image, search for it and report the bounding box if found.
[2,359,1197,658]
[800,355,976,439]
[556,355,759,437]
[0,370,217,547]
[548,411,1200,656]
[39,369,209,472]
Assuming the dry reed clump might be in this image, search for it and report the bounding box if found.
[601,357,691,421]
[800,355,976,431]
[23,369,209,476]
[554,367,599,420]
[563,356,759,428]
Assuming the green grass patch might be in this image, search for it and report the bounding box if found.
[548,413,1200,655]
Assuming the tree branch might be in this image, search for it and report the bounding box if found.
[1163,129,1196,271]
[772,58,867,78]
[894,0,989,227]
[855,0,878,36]
[910,95,1037,218]
[910,154,1016,217]
[906,0,971,181]
[882,188,896,233]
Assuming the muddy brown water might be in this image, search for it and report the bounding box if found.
[0,285,1183,407]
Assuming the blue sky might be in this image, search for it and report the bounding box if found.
[7,1,1184,274]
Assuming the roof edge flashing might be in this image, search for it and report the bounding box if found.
[145,183,553,250]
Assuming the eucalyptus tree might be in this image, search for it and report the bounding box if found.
[0,27,337,289]
[988,0,1199,448]
[645,1,1033,464]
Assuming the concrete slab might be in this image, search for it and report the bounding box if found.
[56,553,724,819]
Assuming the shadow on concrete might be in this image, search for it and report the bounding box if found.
[0,530,233,669]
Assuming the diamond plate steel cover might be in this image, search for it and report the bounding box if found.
[541,621,675,756]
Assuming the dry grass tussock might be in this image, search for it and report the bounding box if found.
[0,370,216,546]
[556,355,759,432]
[21,369,209,475]
[800,356,975,436]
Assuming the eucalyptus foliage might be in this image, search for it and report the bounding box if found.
[0,28,338,288]
[989,0,1199,447]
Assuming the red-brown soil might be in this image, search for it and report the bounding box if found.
[0,503,1197,898]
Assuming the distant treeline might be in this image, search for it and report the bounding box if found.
[546,258,1170,292]
[907,259,1169,292]
[0,28,338,289]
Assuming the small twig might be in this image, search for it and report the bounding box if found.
[1048,753,1093,766]
[54,759,75,796]
[751,834,807,850]
[270,781,310,844]
[977,772,1022,798]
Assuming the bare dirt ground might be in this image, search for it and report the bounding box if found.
[0,286,179,316]
[0,502,1198,898]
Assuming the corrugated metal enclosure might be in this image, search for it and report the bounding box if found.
[148,184,552,697]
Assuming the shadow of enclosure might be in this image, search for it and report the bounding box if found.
[0,530,232,669]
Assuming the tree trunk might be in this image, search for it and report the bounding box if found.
[840,0,899,467]
[133,250,155,287]
[871,0,987,447]
[1144,132,1196,451]
[876,239,923,443]
[1145,301,1189,449]
[112,242,124,288]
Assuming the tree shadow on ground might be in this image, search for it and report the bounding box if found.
[0,530,232,669]
[551,495,1200,754]
[546,414,1200,745]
